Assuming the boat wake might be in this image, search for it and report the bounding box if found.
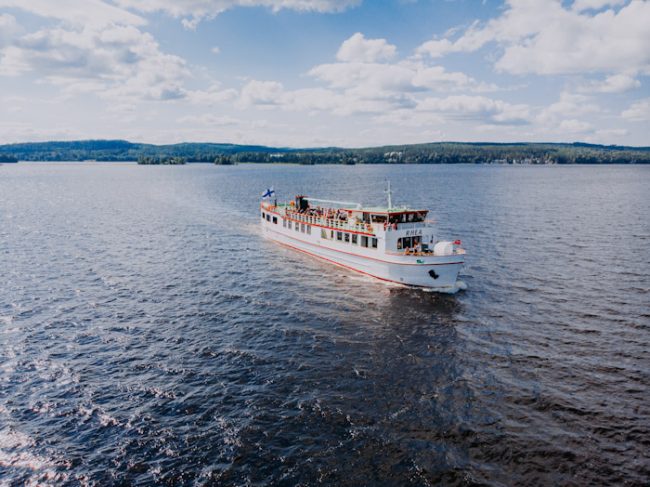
[421,280,468,294]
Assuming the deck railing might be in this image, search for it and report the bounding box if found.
[285,210,374,234]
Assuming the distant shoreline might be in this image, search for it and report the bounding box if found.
[1,140,649,165]
[6,160,650,167]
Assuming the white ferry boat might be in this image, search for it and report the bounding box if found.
[260,186,466,292]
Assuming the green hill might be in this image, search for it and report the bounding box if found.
[1,140,648,164]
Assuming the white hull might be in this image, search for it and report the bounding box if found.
[261,208,464,291]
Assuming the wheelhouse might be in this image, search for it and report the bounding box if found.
[345,209,428,225]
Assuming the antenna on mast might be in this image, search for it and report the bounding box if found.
[385,180,393,209]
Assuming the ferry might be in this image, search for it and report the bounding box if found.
[260,185,466,292]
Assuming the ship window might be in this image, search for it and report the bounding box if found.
[336,231,343,241]
[321,229,327,239]
[307,225,311,235]
[361,236,368,247]
[398,236,421,249]
[266,214,271,221]
[371,238,378,249]
[352,234,358,244]
[370,214,387,224]
[282,219,286,227]
[301,223,305,233]
[273,216,277,224]
[295,222,300,232]
[262,212,265,219]
[287,221,292,229]
[344,233,350,242]
[331,230,334,238]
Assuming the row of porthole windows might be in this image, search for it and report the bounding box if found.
[322,228,377,249]
[261,212,278,224]
[283,218,311,235]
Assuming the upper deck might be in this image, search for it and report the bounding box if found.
[262,195,431,235]
[261,194,465,259]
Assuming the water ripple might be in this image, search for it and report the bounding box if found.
[0,163,648,485]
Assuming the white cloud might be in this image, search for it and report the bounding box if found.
[336,32,396,63]
[114,0,360,28]
[416,21,489,59]
[211,46,221,54]
[593,128,628,138]
[238,78,411,116]
[240,80,285,107]
[236,32,524,121]
[306,33,503,112]
[417,95,530,124]
[187,84,238,105]
[177,114,242,125]
[0,14,20,48]
[621,98,650,122]
[577,74,640,93]
[571,0,626,12]
[309,62,416,92]
[558,119,594,133]
[0,0,145,27]
[0,2,190,102]
[537,92,601,125]
[416,0,650,76]
[373,110,444,128]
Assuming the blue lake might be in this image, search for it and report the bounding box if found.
[1,163,648,485]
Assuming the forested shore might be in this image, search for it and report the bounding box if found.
[1,140,648,164]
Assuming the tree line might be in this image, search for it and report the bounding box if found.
[1,140,648,164]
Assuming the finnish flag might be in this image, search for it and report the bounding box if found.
[262,187,275,199]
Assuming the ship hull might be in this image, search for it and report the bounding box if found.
[262,220,464,291]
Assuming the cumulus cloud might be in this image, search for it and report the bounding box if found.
[336,32,396,63]
[238,78,413,116]
[571,0,627,12]
[537,92,601,126]
[303,33,502,114]
[621,98,650,122]
[0,14,20,47]
[417,95,530,124]
[558,119,594,133]
[114,0,360,28]
[187,84,238,105]
[416,0,650,76]
[593,128,628,139]
[0,0,145,27]
[240,80,286,107]
[577,74,640,93]
[0,2,188,102]
[236,32,524,122]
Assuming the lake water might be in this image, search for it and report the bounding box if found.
[1,163,648,485]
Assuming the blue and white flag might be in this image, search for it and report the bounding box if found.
[262,187,275,199]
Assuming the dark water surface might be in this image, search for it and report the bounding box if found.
[1,163,648,486]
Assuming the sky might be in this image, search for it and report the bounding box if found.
[0,0,649,148]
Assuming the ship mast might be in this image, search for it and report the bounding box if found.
[386,180,393,210]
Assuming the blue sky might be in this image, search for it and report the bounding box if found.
[0,0,649,147]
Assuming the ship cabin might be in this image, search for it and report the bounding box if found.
[344,207,434,255]
[261,195,436,256]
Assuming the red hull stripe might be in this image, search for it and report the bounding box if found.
[265,225,463,267]
[274,239,429,287]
